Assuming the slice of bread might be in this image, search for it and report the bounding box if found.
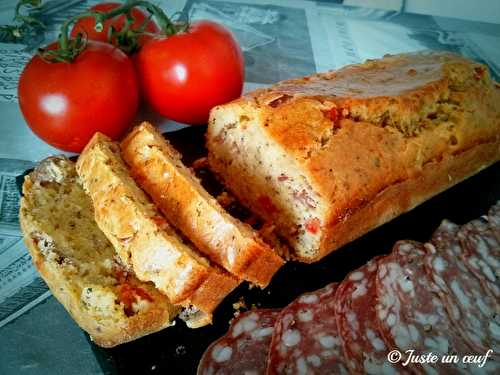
[76,134,239,326]
[207,51,500,262]
[19,156,179,347]
[121,122,284,287]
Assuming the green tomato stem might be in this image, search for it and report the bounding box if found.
[133,0,178,36]
[58,11,96,51]
[53,0,181,62]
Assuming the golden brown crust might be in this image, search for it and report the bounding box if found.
[76,134,238,318]
[313,138,500,262]
[19,157,178,347]
[207,51,500,261]
[247,51,484,138]
[186,267,238,314]
[121,122,283,287]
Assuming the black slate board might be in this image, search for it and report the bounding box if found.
[23,125,499,375]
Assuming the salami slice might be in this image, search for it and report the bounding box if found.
[425,220,500,356]
[488,201,500,243]
[459,218,500,271]
[335,257,407,374]
[376,240,473,374]
[266,283,349,374]
[197,309,279,375]
[458,218,500,300]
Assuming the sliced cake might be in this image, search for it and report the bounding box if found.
[19,156,179,346]
[121,122,284,287]
[76,133,239,327]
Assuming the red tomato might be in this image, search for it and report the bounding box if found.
[305,218,320,234]
[18,41,139,152]
[70,2,159,46]
[136,20,244,125]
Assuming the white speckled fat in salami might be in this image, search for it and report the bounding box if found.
[197,309,279,375]
[266,283,349,375]
[335,257,406,374]
[375,241,472,374]
[458,218,500,301]
[425,220,500,358]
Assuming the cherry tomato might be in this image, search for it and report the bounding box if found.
[136,20,244,125]
[18,41,139,152]
[71,2,159,47]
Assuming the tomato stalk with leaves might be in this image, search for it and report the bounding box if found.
[42,0,186,61]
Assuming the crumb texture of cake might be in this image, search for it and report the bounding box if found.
[207,51,500,262]
[76,133,238,321]
[121,122,284,287]
[19,156,179,347]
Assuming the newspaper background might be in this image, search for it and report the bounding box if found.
[0,0,499,373]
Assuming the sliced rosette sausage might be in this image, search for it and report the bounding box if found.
[197,309,279,375]
[488,201,500,243]
[458,218,500,301]
[266,283,349,374]
[376,240,474,374]
[335,257,408,374]
[425,220,500,361]
[459,217,500,273]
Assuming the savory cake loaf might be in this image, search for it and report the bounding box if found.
[207,51,500,262]
[121,122,284,287]
[19,156,179,347]
[76,133,239,327]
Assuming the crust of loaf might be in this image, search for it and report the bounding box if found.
[76,134,238,319]
[19,156,179,347]
[317,137,499,262]
[121,122,283,287]
[207,51,500,261]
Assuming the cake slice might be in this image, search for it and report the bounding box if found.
[19,156,179,347]
[207,51,500,262]
[121,122,284,287]
[76,134,239,327]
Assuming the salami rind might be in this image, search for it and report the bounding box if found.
[197,309,279,375]
[425,220,500,357]
[375,240,472,374]
[266,283,348,374]
[335,257,405,374]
